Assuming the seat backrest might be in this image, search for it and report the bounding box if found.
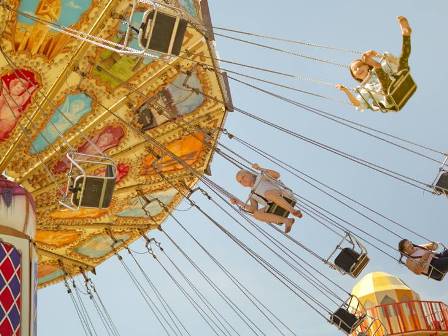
[425,266,445,281]
[331,308,360,334]
[435,172,448,195]
[387,70,417,110]
[139,10,187,55]
[334,248,361,273]
[72,176,115,208]
[266,199,296,217]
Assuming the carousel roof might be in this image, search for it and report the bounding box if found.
[0,0,230,287]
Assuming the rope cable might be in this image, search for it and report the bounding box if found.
[160,219,287,336]
[223,133,434,241]
[126,248,192,336]
[212,27,362,55]
[72,279,99,336]
[116,253,175,336]
[64,277,93,336]
[84,276,121,336]
[215,32,349,69]
[158,235,266,335]
[229,75,447,166]
[151,253,227,336]
[153,212,298,336]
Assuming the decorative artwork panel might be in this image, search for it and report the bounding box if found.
[136,71,204,130]
[117,188,178,218]
[31,93,92,154]
[0,69,39,141]
[178,0,197,17]
[36,230,81,248]
[143,132,205,175]
[73,233,131,258]
[92,10,157,88]
[52,124,125,173]
[14,0,93,59]
[49,207,108,219]
[37,264,64,286]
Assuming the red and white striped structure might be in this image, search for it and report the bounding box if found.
[0,175,37,336]
[351,272,448,336]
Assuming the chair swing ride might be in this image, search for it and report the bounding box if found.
[0,0,446,335]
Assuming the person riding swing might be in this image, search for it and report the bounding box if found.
[230,163,303,234]
[398,239,448,281]
[336,16,416,113]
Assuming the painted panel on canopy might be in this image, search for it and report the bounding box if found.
[35,230,81,248]
[117,188,178,218]
[0,69,40,142]
[136,71,204,131]
[30,93,92,154]
[14,0,94,60]
[143,132,205,175]
[37,264,64,285]
[93,162,129,185]
[52,124,125,173]
[178,0,197,17]
[49,207,108,219]
[73,232,130,258]
[92,10,158,88]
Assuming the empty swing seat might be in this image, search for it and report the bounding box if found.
[434,171,448,195]
[61,152,117,210]
[70,164,115,208]
[266,198,296,217]
[334,248,370,278]
[331,308,364,334]
[139,9,188,55]
[386,70,417,111]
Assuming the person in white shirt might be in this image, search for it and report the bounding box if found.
[336,16,412,112]
[398,239,448,278]
[230,164,303,233]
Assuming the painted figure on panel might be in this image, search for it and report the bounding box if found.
[143,132,205,175]
[136,71,204,130]
[52,125,125,173]
[14,0,92,59]
[0,69,39,141]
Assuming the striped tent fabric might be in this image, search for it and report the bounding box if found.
[0,241,21,335]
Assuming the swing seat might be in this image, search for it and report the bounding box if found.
[70,164,115,209]
[266,198,296,217]
[139,9,188,56]
[386,69,417,111]
[61,152,117,210]
[334,248,370,278]
[331,308,364,334]
[425,265,446,281]
[327,232,369,278]
[434,171,448,195]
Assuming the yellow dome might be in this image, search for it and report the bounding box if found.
[352,272,420,308]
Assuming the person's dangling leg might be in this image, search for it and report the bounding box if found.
[264,190,302,218]
[253,211,295,233]
[397,16,412,72]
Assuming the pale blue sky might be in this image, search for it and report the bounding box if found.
[38,1,448,335]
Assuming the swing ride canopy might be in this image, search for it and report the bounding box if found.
[0,0,231,288]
